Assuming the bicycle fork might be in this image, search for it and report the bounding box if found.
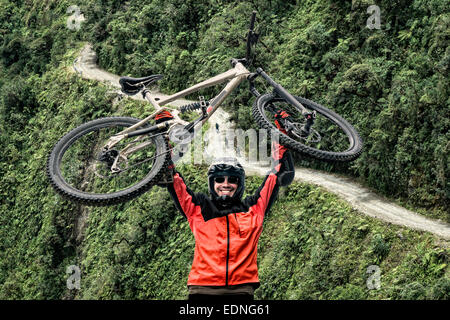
[252,67,316,136]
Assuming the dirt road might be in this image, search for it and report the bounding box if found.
[74,43,450,240]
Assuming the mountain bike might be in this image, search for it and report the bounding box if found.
[47,11,363,206]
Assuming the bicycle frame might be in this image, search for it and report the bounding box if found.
[158,61,250,118]
[103,8,314,164]
[103,61,251,155]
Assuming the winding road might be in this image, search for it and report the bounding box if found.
[73,43,450,240]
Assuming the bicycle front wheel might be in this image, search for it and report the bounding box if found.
[253,93,363,161]
[47,117,169,206]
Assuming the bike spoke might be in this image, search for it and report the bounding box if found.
[59,124,161,194]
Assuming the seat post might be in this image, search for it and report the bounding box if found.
[142,89,162,111]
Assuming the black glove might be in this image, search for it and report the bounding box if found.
[274,109,291,134]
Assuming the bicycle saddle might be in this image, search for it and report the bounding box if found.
[119,74,163,95]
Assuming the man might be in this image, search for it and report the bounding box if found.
[160,111,295,300]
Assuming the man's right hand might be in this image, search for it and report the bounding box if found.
[274,109,291,134]
[156,159,175,187]
[155,110,175,187]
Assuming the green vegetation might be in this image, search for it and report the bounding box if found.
[0,0,448,299]
[258,181,449,300]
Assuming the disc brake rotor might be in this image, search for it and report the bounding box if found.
[288,122,321,143]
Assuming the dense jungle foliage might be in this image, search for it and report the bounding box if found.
[0,0,448,300]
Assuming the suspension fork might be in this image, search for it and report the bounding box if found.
[255,67,315,135]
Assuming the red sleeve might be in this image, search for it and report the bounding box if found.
[167,171,201,220]
[243,141,294,217]
[245,174,279,219]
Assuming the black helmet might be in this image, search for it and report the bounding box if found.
[207,157,245,201]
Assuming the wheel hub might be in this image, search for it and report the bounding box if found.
[98,149,119,167]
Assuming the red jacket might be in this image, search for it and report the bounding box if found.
[167,146,294,288]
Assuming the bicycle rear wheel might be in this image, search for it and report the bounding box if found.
[253,93,363,161]
[47,117,169,206]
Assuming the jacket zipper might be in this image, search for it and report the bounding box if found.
[225,215,230,286]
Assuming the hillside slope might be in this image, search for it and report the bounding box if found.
[0,47,448,300]
[77,42,450,239]
[0,0,448,300]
